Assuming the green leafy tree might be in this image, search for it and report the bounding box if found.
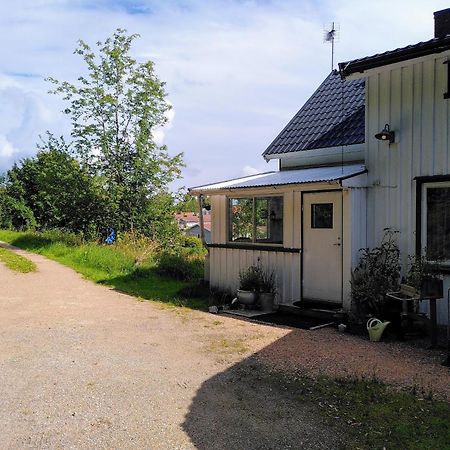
[175,193,199,213]
[0,175,36,230]
[5,142,106,235]
[47,29,184,232]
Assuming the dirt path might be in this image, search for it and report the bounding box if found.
[0,244,449,449]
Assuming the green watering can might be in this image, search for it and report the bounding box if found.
[367,318,390,342]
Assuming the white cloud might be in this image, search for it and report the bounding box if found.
[0,0,448,187]
[0,135,16,158]
[152,102,175,146]
[0,75,68,172]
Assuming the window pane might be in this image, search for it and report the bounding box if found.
[427,187,450,260]
[255,198,269,240]
[269,197,283,243]
[256,197,283,244]
[230,198,253,242]
[311,203,333,229]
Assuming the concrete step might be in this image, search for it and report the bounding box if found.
[279,304,347,322]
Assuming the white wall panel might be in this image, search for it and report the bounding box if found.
[208,247,301,305]
[365,53,450,324]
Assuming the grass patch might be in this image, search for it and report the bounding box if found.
[0,246,36,273]
[294,375,450,450]
[207,337,249,355]
[0,230,207,310]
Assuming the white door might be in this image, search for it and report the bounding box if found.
[302,191,342,304]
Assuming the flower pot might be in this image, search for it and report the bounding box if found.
[237,290,257,306]
[259,292,275,312]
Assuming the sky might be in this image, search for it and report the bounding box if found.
[1,0,449,191]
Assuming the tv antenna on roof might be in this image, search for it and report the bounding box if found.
[324,22,339,71]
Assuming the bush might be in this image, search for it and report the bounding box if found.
[351,229,401,319]
[115,231,159,265]
[178,235,207,256]
[0,195,36,230]
[157,253,204,281]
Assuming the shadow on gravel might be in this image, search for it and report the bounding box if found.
[182,335,343,450]
[101,268,209,311]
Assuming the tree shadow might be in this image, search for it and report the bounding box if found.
[99,266,209,311]
[182,333,343,450]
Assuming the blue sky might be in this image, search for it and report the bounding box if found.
[1,0,448,190]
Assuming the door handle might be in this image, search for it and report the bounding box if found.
[333,243,341,246]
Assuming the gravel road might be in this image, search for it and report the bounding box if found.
[1,244,448,449]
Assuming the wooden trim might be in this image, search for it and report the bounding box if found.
[414,174,450,183]
[415,179,422,256]
[207,243,301,253]
[415,177,450,271]
[444,60,450,99]
[227,195,284,245]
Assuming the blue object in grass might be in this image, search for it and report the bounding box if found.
[105,227,116,245]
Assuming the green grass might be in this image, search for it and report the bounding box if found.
[0,230,207,310]
[295,375,450,450]
[0,246,36,273]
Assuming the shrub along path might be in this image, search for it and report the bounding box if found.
[1,245,449,449]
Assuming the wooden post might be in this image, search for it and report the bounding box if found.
[430,298,438,348]
[197,193,210,283]
[197,194,206,246]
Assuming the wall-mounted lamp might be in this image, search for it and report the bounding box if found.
[375,124,395,143]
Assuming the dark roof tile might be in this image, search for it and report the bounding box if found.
[263,71,365,157]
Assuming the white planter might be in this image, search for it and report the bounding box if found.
[237,290,257,306]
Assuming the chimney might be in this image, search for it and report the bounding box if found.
[434,8,450,39]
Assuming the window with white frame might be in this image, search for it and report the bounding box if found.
[229,196,283,244]
[422,182,450,262]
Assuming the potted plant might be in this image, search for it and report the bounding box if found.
[259,269,276,312]
[406,252,444,298]
[350,229,401,321]
[237,265,262,306]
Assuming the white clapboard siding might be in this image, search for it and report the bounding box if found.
[208,246,301,305]
[364,51,450,324]
[207,184,364,306]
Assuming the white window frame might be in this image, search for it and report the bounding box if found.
[421,181,450,264]
[227,195,284,246]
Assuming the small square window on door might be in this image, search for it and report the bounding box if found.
[311,203,333,228]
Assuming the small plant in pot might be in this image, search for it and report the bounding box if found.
[406,252,444,298]
[237,265,262,306]
[259,269,277,312]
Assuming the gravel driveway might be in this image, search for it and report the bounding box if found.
[1,245,449,449]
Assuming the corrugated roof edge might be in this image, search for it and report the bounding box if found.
[189,165,367,193]
[339,36,450,78]
[188,171,275,193]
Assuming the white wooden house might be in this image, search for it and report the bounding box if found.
[190,9,450,324]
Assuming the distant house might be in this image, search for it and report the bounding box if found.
[190,9,450,325]
[185,222,211,244]
[175,211,211,243]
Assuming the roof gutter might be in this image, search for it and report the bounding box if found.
[339,38,450,78]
